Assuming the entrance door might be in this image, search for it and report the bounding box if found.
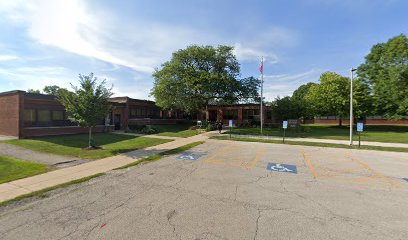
[114,114,121,130]
[209,110,217,121]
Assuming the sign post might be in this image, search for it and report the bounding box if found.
[356,122,363,148]
[282,120,288,143]
[229,120,233,139]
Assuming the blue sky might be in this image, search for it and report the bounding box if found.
[0,0,407,101]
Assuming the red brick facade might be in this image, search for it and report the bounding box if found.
[205,104,274,125]
[0,90,190,138]
[0,91,24,137]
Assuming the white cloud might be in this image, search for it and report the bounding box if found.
[263,69,322,100]
[233,43,279,64]
[0,66,74,91]
[0,55,19,61]
[0,0,302,99]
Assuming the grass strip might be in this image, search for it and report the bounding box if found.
[211,136,408,153]
[0,173,105,207]
[115,141,205,170]
[0,156,48,184]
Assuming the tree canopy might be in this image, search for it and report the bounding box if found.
[58,73,113,148]
[357,34,408,119]
[151,45,259,115]
[306,72,350,125]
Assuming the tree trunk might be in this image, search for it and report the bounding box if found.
[88,127,92,148]
[339,118,342,127]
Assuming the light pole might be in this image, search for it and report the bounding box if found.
[349,68,357,145]
[260,56,264,135]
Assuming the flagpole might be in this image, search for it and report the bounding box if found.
[260,56,264,135]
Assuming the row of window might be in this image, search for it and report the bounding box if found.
[24,109,65,122]
[129,107,160,118]
[222,109,272,120]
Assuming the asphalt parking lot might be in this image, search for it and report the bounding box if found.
[1,139,408,240]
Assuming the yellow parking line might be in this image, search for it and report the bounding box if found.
[349,156,401,189]
[301,149,319,178]
[246,147,266,169]
[203,144,235,164]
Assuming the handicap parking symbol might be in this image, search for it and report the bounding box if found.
[267,163,297,174]
[177,154,201,161]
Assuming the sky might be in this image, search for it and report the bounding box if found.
[0,0,407,101]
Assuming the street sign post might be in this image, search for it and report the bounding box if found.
[282,121,288,143]
[229,120,233,138]
[356,122,364,148]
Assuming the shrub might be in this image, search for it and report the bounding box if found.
[189,126,199,130]
[128,125,146,131]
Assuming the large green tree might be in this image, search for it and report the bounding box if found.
[291,82,318,119]
[151,45,259,118]
[357,34,408,119]
[306,72,350,126]
[58,73,113,148]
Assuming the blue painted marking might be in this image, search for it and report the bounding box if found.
[267,163,297,174]
[403,178,408,182]
[177,154,201,161]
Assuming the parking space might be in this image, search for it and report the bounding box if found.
[1,139,408,239]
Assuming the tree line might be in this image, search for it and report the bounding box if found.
[270,34,408,124]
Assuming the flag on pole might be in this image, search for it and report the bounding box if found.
[259,61,263,74]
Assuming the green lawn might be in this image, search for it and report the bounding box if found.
[225,125,408,144]
[211,136,408,153]
[0,156,48,184]
[5,133,172,160]
[153,124,200,138]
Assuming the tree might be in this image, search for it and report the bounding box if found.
[357,34,408,119]
[151,45,259,118]
[58,73,113,148]
[306,72,350,126]
[291,82,317,119]
[271,96,298,121]
[43,85,62,96]
[27,89,41,94]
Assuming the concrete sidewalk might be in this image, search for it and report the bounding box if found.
[0,133,209,203]
[224,134,408,148]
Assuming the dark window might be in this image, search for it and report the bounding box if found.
[266,111,273,120]
[130,108,136,117]
[136,108,141,116]
[223,110,238,120]
[243,109,260,120]
[24,109,36,122]
[38,110,51,122]
[52,111,64,121]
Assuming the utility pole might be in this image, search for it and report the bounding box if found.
[260,56,264,135]
[350,68,356,145]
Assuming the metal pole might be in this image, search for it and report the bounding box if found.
[260,56,264,135]
[349,68,355,145]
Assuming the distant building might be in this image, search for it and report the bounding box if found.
[204,104,274,125]
[0,90,189,138]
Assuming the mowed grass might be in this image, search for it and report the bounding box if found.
[154,124,200,138]
[5,133,172,160]
[211,136,408,153]
[0,156,48,184]
[225,125,408,144]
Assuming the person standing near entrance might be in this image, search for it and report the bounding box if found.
[217,121,223,134]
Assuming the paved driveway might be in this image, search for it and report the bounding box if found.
[1,139,408,239]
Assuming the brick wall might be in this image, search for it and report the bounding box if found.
[0,91,23,137]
